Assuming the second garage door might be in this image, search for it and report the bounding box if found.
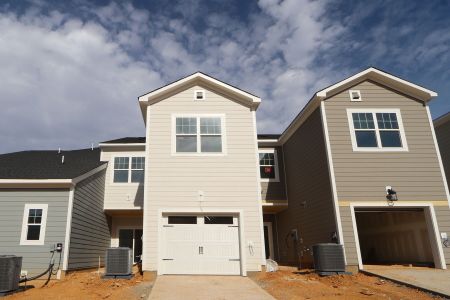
[161,214,241,275]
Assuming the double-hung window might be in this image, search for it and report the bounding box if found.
[259,149,279,181]
[174,115,224,154]
[347,109,408,151]
[113,156,145,183]
[20,204,48,245]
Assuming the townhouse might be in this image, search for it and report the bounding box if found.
[0,67,449,277]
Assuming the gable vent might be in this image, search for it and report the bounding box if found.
[349,90,361,102]
[194,90,205,101]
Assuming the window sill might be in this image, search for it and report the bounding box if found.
[20,241,45,246]
[352,147,409,152]
[171,152,227,157]
[260,178,280,183]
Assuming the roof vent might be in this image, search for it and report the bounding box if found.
[61,155,65,164]
[194,90,205,101]
[349,90,361,102]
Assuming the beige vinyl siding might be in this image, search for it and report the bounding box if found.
[143,84,263,272]
[100,147,145,209]
[68,170,111,270]
[436,118,450,189]
[259,146,287,201]
[275,108,336,266]
[325,80,450,266]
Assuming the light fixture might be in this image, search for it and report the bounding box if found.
[385,185,398,201]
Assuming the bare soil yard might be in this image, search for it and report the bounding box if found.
[5,267,153,300]
[251,266,441,300]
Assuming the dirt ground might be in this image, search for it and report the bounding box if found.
[5,266,153,300]
[251,266,442,300]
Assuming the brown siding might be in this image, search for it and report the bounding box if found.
[276,108,336,266]
[436,117,450,189]
[259,146,287,201]
[325,80,449,266]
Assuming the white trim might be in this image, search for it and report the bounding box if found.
[258,148,280,182]
[72,164,107,184]
[316,67,437,99]
[62,187,74,270]
[193,89,206,101]
[110,155,145,185]
[349,202,446,270]
[142,105,151,271]
[320,102,345,262]
[138,72,261,105]
[99,143,145,147]
[426,106,450,207]
[349,90,362,102]
[171,114,227,156]
[257,139,279,143]
[252,110,267,266]
[157,208,247,276]
[20,203,49,246]
[263,222,275,260]
[346,108,409,152]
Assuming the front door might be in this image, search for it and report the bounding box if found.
[263,222,274,260]
[119,228,143,263]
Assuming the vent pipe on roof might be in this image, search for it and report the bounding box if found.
[91,143,94,150]
[61,155,65,164]
[58,147,61,154]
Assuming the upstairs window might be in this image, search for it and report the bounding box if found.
[113,156,145,183]
[20,204,48,245]
[174,115,224,154]
[347,109,408,151]
[259,149,279,181]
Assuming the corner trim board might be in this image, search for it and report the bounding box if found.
[320,102,346,262]
[62,187,75,270]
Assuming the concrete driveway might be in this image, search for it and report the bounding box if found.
[148,276,275,300]
[363,265,450,298]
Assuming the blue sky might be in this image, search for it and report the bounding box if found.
[0,0,449,153]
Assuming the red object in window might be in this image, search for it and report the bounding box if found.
[264,167,272,173]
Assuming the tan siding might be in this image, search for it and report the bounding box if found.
[143,84,264,272]
[275,108,336,266]
[325,80,449,266]
[259,146,287,201]
[101,147,145,209]
[436,119,450,189]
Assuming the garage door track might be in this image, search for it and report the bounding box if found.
[148,275,275,300]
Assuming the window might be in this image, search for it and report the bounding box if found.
[20,204,48,245]
[168,216,197,224]
[194,90,205,100]
[349,90,362,101]
[204,216,233,224]
[174,115,224,154]
[259,149,279,181]
[113,156,145,183]
[347,109,408,151]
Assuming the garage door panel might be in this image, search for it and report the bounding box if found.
[161,215,241,275]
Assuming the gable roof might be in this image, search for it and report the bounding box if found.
[138,72,261,120]
[434,111,450,128]
[100,137,146,145]
[0,148,105,180]
[279,67,438,144]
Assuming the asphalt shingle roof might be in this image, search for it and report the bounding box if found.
[0,148,105,179]
[101,135,280,144]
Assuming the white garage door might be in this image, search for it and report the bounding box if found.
[161,215,241,275]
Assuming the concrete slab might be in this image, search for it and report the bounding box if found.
[363,265,450,298]
[148,275,275,300]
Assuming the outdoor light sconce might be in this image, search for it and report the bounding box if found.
[385,185,398,201]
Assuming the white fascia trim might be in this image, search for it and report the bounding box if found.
[62,187,75,270]
[349,202,446,270]
[252,110,267,266]
[257,139,279,143]
[99,143,146,147]
[320,102,346,262]
[316,67,437,99]
[73,164,107,184]
[139,72,261,105]
[426,106,450,208]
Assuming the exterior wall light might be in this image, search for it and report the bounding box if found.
[385,185,398,201]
